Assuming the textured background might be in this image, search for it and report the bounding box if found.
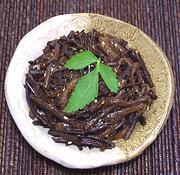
[0,0,180,174]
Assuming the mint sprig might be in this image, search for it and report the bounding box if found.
[63,51,119,113]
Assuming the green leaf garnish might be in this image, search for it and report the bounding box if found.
[63,51,119,113]
[98,63,119,93]
[64,51,98,70]
[63,68,99,113]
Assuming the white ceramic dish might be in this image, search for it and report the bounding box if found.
[5,13,174,169]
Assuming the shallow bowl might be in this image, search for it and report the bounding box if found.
[5,13,174,169]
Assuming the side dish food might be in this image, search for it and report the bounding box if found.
[25,29,157,151]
